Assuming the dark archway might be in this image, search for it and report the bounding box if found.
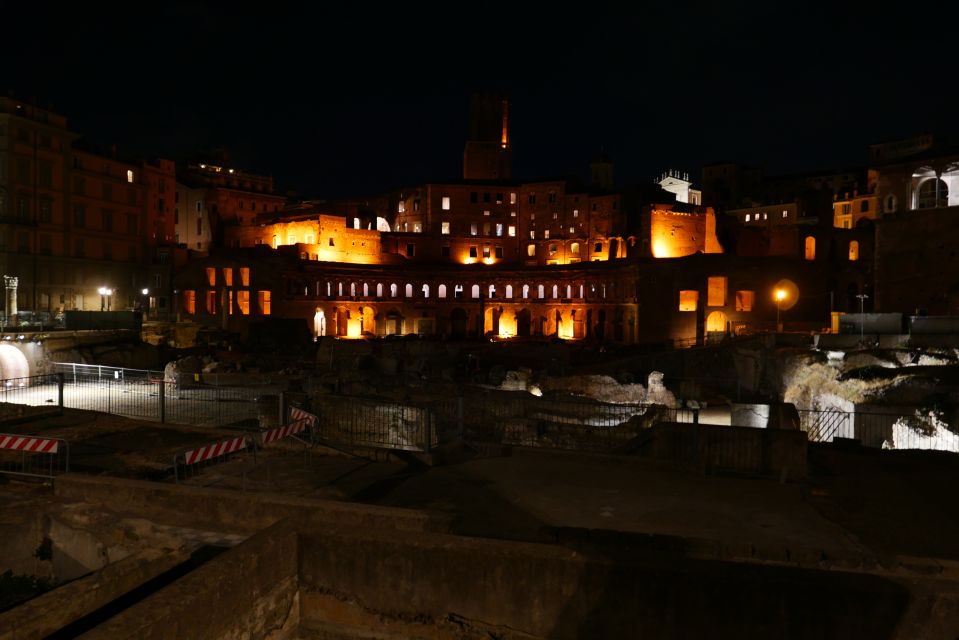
[516,308,531,337]
[450,308,468,339]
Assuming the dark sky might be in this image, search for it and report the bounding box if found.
[6,3,958,199]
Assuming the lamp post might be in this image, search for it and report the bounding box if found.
[98,287,113,312]
[775,288,786,332]
[140,288,149,318]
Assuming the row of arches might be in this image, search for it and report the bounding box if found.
[291,278,628,302]
[311,304,633,342]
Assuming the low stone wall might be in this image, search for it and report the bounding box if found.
[0,547,189,640]
[297,525,908,639]
[53,474,452,535]
[641,422,807,479]
[80,520,300,640]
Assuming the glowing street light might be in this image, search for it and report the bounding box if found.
[775,288,787,332]
[98,287,113,311]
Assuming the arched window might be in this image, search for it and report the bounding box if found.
[422,284,430,298]
[570,242,580,255]
[438,284,447,298]
[363,283,369,297]
[538,284,545,299]
[454,284,464,299]
[505,285,513,299]
[405,284,413,297]
[338,282,344,296]
[471,284,480,299]
[552,285,559,299]
[376,283,383,298]
[917,178,948,209]
[522,284,530,299]
[804,236,816,261]
[565,285,572,299]
[488,285,496,299]
[578,284,584,298]
[848,240,859,261]
[390,283,398,297]
[350,282,356,297]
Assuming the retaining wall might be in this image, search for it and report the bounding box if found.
[53,474,452,535]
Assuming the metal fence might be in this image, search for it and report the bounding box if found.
[799,409,959,452]
[311,394,438,452]
[33,363,272,428]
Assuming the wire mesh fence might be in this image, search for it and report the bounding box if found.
[799,408,959,452]
[311,395,437,452]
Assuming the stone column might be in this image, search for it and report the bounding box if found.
[4,276,18,327]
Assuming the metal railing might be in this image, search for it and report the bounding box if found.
[800,408,959,452]
[30,363,273,427]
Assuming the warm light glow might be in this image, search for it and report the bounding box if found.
[346,320,362,338]
[141,288,149,295]
[775,289,787,302]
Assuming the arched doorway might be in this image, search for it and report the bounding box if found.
[706,310,728,333]
[313,309,326,338]
[449,308,469,339]
[516,308,531,337]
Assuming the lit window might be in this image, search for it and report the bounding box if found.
[413,223,422,233]
[527,244,536,257]
[496,223,503,236]
[206,267,216,286]
[398,201,405,213]
[782,210,788,218]
[183,290,196,314]
[678,290,698,311]
[442,196,450,210]
[288,234,296,245]
[745,214,751,222]
[441,221,450,234]
[530,230,535,239]
[353,217,361,229]
[205,291,216,314]
[735,290,754,311]
[552,212,558,219]
[483,245,491,258]
[258,290,271,315]
[237,291,250,315]
[126,169,134,183]
[571,242,580,254]
[223,268,233,287]
[471,223,477,236]
[707,276,727,306]
[484,210,490,216]
[510,210,516,217]
[804,236,816,261]
[763,213,768,220]
[549,243,557,255]
[510,192,517,204]
[569,227,575,234]
[544,230,550,239]
[573,209,578,217]
[848,240,859,261]
[240,267,250,286]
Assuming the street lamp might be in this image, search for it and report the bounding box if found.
[775,288,787,332]
[98,287,113,311]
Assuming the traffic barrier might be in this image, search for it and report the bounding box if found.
[290,406,318,429]
[174,436,251,483]
[262,421,307,444]
[0,434,60,453]
[0,432,69,481]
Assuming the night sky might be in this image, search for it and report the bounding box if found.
[6,3,958,199]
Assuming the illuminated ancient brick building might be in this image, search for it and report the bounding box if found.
[0,97,175,319]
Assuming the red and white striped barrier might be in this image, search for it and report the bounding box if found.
[262,420,306,444]
[290,406,318,428]
[183,436,247,465]
[0,434,59,454]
